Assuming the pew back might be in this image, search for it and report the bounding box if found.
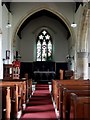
[52,79,90,111]
[59,85,90,120]
[62,88,90,120]
[70,93,90,120]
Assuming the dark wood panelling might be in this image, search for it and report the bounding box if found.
[20,61,68,81]
[33,61,55,71]
[20,62,33,79]
[56,62,68,79]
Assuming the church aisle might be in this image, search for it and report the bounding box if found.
[20,84,58,120]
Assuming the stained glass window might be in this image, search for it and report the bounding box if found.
[36,30,52,61]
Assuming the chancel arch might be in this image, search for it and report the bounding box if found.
[13,6,76,52]
[12,5,77,77]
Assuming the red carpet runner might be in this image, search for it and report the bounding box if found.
[20,84,57,120]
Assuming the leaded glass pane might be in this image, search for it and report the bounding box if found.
[36,30,52,61]
[37,40,41,61]
[42,39,47,61]
[39,34,44,40]
[45,34,50,40]
[48,41,52,60]
[42,30,46,35]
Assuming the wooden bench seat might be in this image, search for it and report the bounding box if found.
[59,84,90,119]
[1,80,26,104]
[0,84,19,119]
[0,80,27,119]
[70,93,90,120]
[26,79,32,101]
[52,79,90,99]
[1,78,33,119]
[52,79,90,111]
[1,86,11,119]
[3,79,32,102]
[62,88,90,120]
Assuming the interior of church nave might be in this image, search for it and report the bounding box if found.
[0,1,90,119]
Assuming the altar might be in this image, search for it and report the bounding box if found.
[34,71,55,82]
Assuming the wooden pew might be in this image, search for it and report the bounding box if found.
[61,87,90,120]
[0,83,18,118]
[70,93,90,120]
[2,80,27,105]
[24,73,32,101]
[1,86,11,119]
[52,79,90,111]
[58,81,90,119]
[20,73,33,102]
[52,80,60,111]
[28,79,32,98]
[0,80,26,119]
[24,73,29,101]
[59,69,64,80]
[2,78,32,109]
[52,79,90,97]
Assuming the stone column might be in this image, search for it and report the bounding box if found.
[75,9,89,79]
[76,52,88,79]
[88,9,90,78]
[0,29,3,79]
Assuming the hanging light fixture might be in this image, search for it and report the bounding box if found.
[6,23,11,28]
[6,12,11,28]
[71,3,77,28]
[71,22,77,28]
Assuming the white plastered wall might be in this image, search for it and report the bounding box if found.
[0,1,3,79]
[11,2,75,62]
[2,4,12,64]
[20,16,68,62]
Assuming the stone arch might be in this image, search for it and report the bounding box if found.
[12,6,76,49]
[12,5,77,76]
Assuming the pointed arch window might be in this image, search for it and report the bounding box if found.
[36,30,53,61]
